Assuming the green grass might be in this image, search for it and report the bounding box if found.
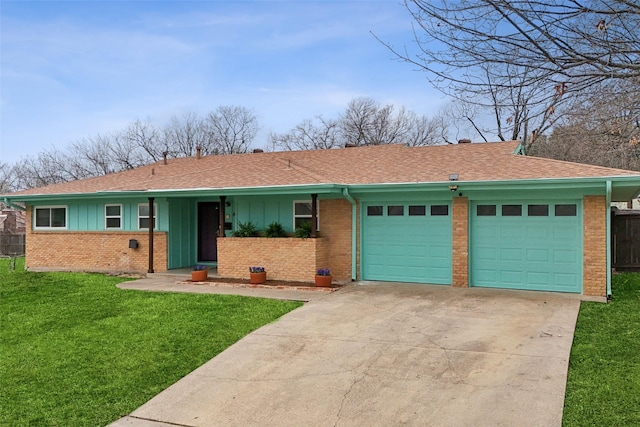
[563,273,640,426]
[0,258,302,426]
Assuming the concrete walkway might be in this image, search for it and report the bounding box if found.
[110,279,580,427]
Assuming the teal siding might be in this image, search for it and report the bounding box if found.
[234,196,299,232]
[168,198,196,269]
[470,200,582,293]
[33,199,169,231]
[362,201,452,284]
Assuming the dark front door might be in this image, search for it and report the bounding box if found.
[198,202,220,262]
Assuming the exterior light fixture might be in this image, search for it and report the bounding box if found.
[449,173,459,181]
[449,185,458,192]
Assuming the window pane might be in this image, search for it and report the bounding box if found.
[51,208,66,227]
[367,206,383,216]
[528,204,549,216]
[295,202,312,216]
[106,218,121,228]
[139,217,149,229]
[409,205,426,216]
[35,209,50,227]
[555,204,577,216]
[477,205,496,216]
[106,205,120,216]
[431,205,449,216]
[502,205,522,216]
[388,205,404,216]
[139,205,149,217]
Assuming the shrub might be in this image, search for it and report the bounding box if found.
[232,221,260,237]
[264,222,287,238]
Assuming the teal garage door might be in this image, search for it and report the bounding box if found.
[470,201,582,293]
[362,202,452,284]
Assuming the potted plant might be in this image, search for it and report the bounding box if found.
[249,266,267,284]
[191,264,208,282]
[315,268,332,287]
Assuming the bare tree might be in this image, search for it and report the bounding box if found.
[207,106,259,154]
[379,0,640,149]
[269,116,341,151]
[162,111,213,157]
[0,161,16,194]
[271,97,444,150]
[531,79,640,170]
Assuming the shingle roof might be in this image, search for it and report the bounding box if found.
[7,141,640,196]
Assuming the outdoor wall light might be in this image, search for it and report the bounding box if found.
[449,184,459,192]
[449,173,459,181]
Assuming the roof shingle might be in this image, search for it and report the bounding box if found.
[7,141,640,196]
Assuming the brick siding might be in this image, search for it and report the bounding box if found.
[452,196,469,288]
[24,207,167,273]
[217,237,329,282]
[319,198,353,281]
[583,195,607,297]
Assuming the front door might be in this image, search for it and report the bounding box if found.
[198,202,220,262]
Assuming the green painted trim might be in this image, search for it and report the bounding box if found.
[342,188,357,281]
[514,142,526,155]
[606,181,612,298]
[2,198,26,211]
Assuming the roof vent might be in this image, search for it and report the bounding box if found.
[162,151,168,165]
[344,143,358,148]
[196,146,202,159]
[458,138,471,144]
[253,148,264,153]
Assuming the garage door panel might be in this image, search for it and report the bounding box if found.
[471,201,582,293]
[526,249,549,262]
[362,202,451,284]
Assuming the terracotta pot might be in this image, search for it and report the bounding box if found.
[191,270,208,282]
[250,271,267,284]
[315,275,332,287]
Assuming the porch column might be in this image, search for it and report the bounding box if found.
[219,196,226,237]
[148,197,154,273]
[311,193,318,238]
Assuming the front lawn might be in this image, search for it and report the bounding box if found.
[563,273,640,426]
[0,258,302,426]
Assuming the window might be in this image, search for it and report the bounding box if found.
[528,204,549,216]
[105,204,122,229]
[34,206,67,229]
[555,204,577,216]
[430,205,449,216]
[387,205,404,216]
[367,206,383,216]
[502,205,522,216]
[409,205,426,216]
[293,201,319,229]
[138,203,157,230]
[477,205,496,216]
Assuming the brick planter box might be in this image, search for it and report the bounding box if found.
[217,237,329,282]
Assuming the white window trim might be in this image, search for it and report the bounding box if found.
[138,203,158,230]
[105,204,123,230]
[33,205,68,230]
[293,200,319,231]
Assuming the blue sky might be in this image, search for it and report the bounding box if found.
[0,0,447,164]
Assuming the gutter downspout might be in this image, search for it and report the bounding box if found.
[342,188,357,281]
[606,181,612,301]
[2,198,26,211]
[148,197,155,274]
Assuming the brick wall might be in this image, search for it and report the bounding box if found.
[319,198,353,281]
[25,207,167,273]
[217,237,329,282]
[583,195,607,297]
[452,197,469,288]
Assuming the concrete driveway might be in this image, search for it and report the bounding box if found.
[110,283,580,427]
